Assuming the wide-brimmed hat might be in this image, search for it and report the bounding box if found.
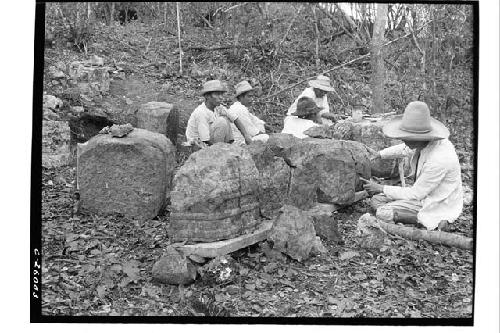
[383,101,449,141]
[234,80,254,97]
[308,75,335,92]
[201,80,227,95]
[291,97,323,117]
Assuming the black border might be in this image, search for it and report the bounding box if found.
[31,1,45,323]
[31,0,479,325]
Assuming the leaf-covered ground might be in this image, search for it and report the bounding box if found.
[41,164,474,317]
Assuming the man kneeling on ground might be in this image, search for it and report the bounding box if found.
[229,80,269,145]
[361,101,463,231]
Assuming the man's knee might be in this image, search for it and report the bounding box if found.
[375,205,394,222]
[211,118,232,143]
[370,194,388,211]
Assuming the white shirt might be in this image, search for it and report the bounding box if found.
[186,103,236,143]
[281,115,321,139]
[380,139,463,230]
[228,101,266,145]
[287,87,332,126]
[185,102,215,142]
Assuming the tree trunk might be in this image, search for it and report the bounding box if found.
[164,2,168,29]
[176,2,183,75]
[311,5,321,70]
[108,2,115,26]
[370,3,387,114]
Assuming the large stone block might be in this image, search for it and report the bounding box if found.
[247,142,291,218]
[137,102,179,145]
[333,119,405,178]
[77,128,176,219]
[42,120,71,168]
[248,134,371,215]
[169,144,261,243]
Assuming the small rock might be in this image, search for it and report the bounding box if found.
[356,213,386,249]
[109,123,134,137]
[49,65,66,79]
[152,246,197,285]
[306,204,343,243]
[268,205,319,262]
[43,94,63,110]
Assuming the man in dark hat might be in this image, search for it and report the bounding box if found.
[282,97,323,138]
[361,101,463,231]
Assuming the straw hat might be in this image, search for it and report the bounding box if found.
[200,80,227,95]
[234,80,254,97]
[383,101,449,141]
[291,97,323,117]
[308,75,335,92]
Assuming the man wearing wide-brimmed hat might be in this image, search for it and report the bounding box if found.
[228,80,269,145]
[185,79,237,146]
[287,75,339,126]
[361,101,463,231]
[282,96,323,138]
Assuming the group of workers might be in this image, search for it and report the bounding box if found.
[184,77,464,233]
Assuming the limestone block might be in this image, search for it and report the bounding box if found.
[77,128,176,219]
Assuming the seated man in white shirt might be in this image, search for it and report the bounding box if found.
[287,75,339,126]
[185,80,240,147]
[361,101,463,231]
[282,97,323,138]
[229,80,269,145]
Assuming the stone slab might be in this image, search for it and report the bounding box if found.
[177,221,273,258]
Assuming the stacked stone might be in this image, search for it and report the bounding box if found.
[169,144,261,243]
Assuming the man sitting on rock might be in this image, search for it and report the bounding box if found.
[185,80,237,147]
[287,75,339,125]
[229,80,269,145]
[361,101,463,231]
[282,97,323,138]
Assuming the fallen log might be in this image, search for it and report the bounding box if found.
[377,220,473,250]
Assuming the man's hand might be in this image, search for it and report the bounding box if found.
[215,105,228,118]
[365,146,381,162]
[360,177,384,196]
[244,135,253,145]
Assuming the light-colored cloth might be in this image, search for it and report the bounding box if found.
[281,115,321,139]
[370,193,422,222]
[228,101,266,145]
[186,103,235,144]
[210,117,234,143]
[379,139,463,230]
[287,87,332,126]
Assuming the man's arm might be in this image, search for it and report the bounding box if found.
[379,143,413,160]
[233,118,252,144]
[383,162,447,201]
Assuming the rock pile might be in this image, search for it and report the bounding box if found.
[77,128,176,219]
[169,144,261,243]
[42,120,71,168]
